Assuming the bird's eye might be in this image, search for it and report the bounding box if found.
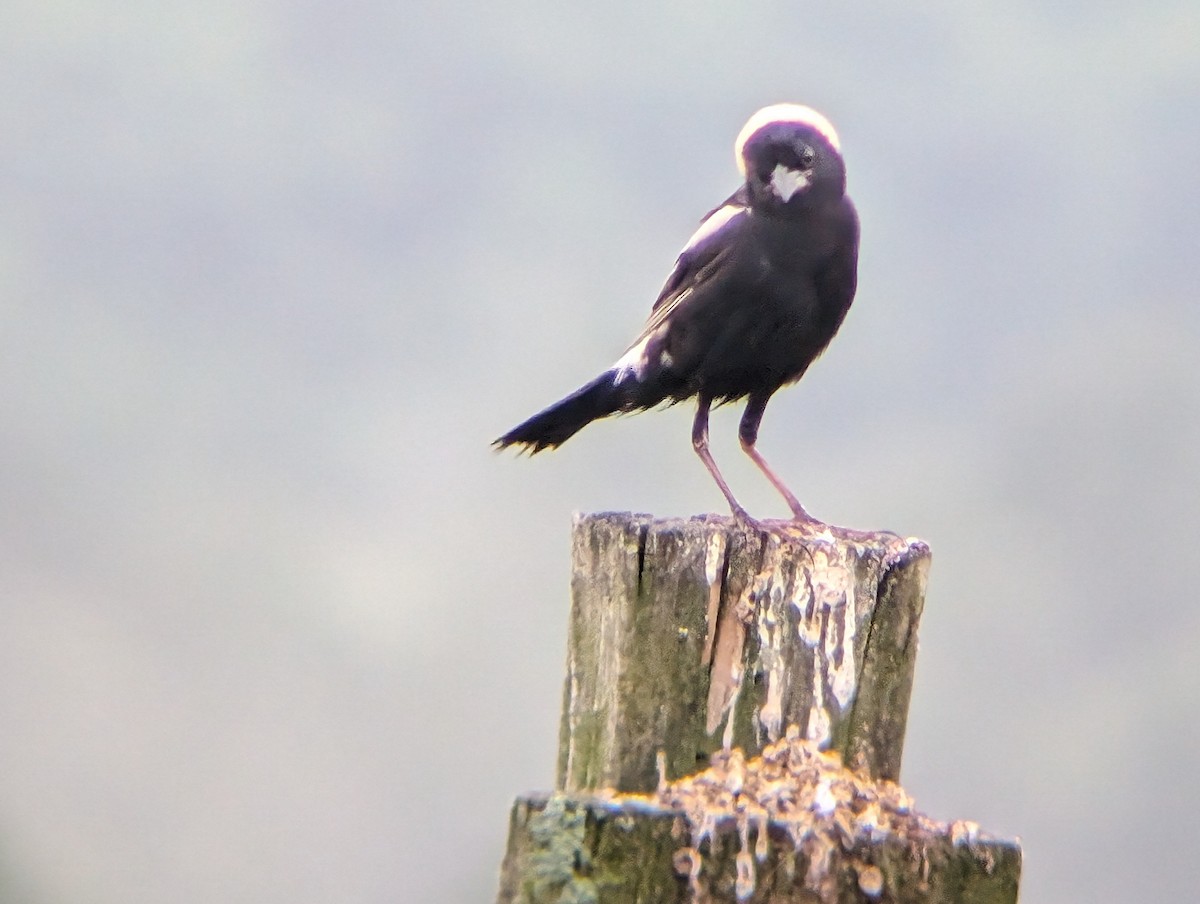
[800,147,816,168]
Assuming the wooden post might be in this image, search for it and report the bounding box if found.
[559,513,927,790]
[498,513,1021,904]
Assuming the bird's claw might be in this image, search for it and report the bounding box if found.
[730,505,766,533]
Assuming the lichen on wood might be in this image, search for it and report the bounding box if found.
[499,730,1021,904]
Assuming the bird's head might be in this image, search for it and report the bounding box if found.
[735,104,846,211]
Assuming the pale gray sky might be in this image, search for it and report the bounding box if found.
[1,2,1198,902]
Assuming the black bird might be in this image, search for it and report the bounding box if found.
[495,104,859,523]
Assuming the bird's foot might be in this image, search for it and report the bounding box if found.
[787,502,819,524]
[729,504,767,533]
[730,505,817,537]
[790,516,905,550]
[785,502,834,534]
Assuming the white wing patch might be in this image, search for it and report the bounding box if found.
[613,327,666,384]
[680,203,744,257]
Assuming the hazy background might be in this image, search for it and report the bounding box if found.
[2,1,1198,901]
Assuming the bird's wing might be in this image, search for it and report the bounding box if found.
[630,192,750,349]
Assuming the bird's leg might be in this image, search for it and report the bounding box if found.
[692,395,756,524]
[739,393,816,523]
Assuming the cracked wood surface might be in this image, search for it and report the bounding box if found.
[557,513,929,794]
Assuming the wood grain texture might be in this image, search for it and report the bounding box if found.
[557,513,929,792]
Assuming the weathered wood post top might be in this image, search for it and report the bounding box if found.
[560,512,929,792]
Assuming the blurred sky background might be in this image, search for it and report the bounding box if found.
[2,1,1199,902]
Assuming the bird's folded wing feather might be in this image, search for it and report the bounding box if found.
[621,192,750,354]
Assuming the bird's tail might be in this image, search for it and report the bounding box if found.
[494,369,637,453]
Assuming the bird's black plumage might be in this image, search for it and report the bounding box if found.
[495,104,859,523]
